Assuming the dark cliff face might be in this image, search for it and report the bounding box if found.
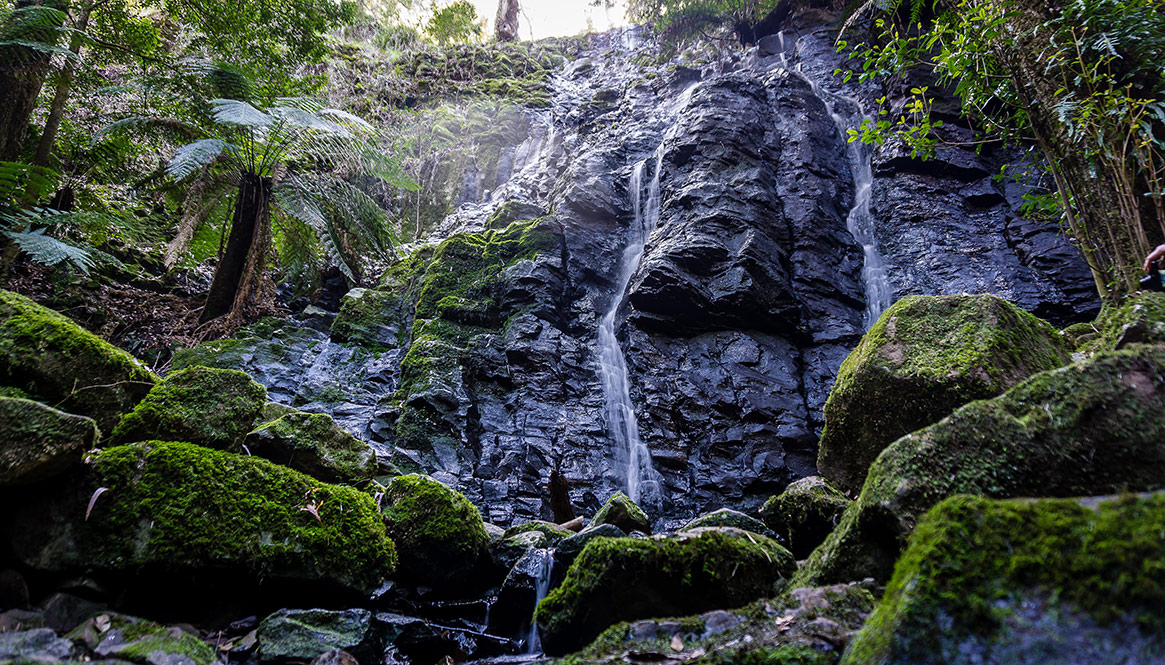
[181,16,1097,527]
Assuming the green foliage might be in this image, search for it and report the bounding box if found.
[625,0,780,47]
[425,0,483,46]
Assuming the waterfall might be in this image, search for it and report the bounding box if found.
[523,548,555,655]
[597,146,667,507]
[797,71,892,329]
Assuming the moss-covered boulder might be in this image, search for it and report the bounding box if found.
[760,476,851,559]
[817,294,1071,493]
[552,523,625,569]
[1,397,97,487]
[15,441,395,593]
[256,609,375,662]
[245,410,377,484]
[535,527,796,655]
[0,628,76,662]
[795,344,1165,589]
[559,582,876,665]
[380,474,489,590]
[679,508,777,540]
[0,290,156,432]
[68,612,216,665]
[843,493,1165,665]
[1075,290,1165,355]
[111,366,266,450]
[503,520,574,543]
[591,492,651,534]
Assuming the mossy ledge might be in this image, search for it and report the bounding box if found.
[535,528,796,655]
[794,344,1165,589]
[817,294,1070,493]
[24,441,395,593]
[842,493,1165,665]
[0,289,157,433]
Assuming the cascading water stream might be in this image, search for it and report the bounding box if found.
[597,148,665,508]
[792,57,892,329]
[522,548,555,655]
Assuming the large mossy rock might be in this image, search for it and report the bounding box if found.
[591,491,651,534]
[69,612,216,665]
[561,582,876,665]
[760,476,851,559]
[0,290,156,433]
[1,397,97,487]
[679,508,777,540]
[534,527,796,655]
[380,474,490,590]
[15,441,395,594]
[1075,291,1165,354]
[245,410,378,484]
[843,493,1165,665]
[256,609,376,662]
[111,366,266,449]
[794,344,1165,589]
[817,294,1070,492]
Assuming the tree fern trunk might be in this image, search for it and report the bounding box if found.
[201,173,271,323]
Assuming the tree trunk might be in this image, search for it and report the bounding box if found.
[200,173,271,323]
[0,0,66,162]
[495,0,519,42]
[31,0,93,169]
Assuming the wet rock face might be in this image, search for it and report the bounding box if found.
[176,22,1099,528]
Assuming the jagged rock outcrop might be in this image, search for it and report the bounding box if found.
[173,14,1098,527]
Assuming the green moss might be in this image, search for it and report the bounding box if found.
[0,289,157,432]
[111,366,266,450]
[245,410,378,484]
[1077,291,1165,355]
[843,493,1165,664]
[380,473,489,589]
[331,288,404,349]
[503,520,574,542]
[1,396,98,487]
[68,613,217,665]
[818,294,1071,493]
[535,529,797,655]
[591,491,651,534]
[795,344,1165,590]
[760,477,851,559]
[75,441,395,592]
[680,508,777,540]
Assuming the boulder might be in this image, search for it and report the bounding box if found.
[380,474,489,590]
[1,397,97,487]
[256,609,375,663]
[679,508,777,540]
[111,366,266,450]
[591,492,651,534]
[69,612,216,665]
[14,441,395,594]
[489,547,556,639]
[245,410,378,484]
[817,294,1070,492]
[0,290,156,432]
[843,493,1165,665]
[0,628,75,662]
[1075,291,1165,355]
[490,530,549,572]
[553,523,625,569]
[795,344,1165,589]
[562,582,876,665]
[534,527,796,655]
[502,520,574,543]
[760,476,851,559]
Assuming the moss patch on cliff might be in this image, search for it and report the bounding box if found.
[817,294,1070,493]
[111,366,266,450]
[795,344,1165,590]
[843,493,1165,665]
[75,441,395,592]
[0,289,157,433]
[535,528,796,655]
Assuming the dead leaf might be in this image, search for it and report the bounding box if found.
[94,614,111,633]
[669,635,683,652]
[775,615,794,631]
[86,487,110,521]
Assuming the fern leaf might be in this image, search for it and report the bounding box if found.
[209,99,273,127]
[1,228,94,274]
[167,139,235,181]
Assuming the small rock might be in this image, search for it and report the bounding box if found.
[257,609,374,663]
[0,628,75,662]
[591,492,650,534]
[312,649,360,665]
[0,397,97,487]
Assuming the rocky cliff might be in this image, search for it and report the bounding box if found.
[177,12,1096,527]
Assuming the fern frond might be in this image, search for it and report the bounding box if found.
[0,161,59,203]
[209,98,273,127]
[166,138,237,181]
[94,116,203,143]
[0,228,94,274]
